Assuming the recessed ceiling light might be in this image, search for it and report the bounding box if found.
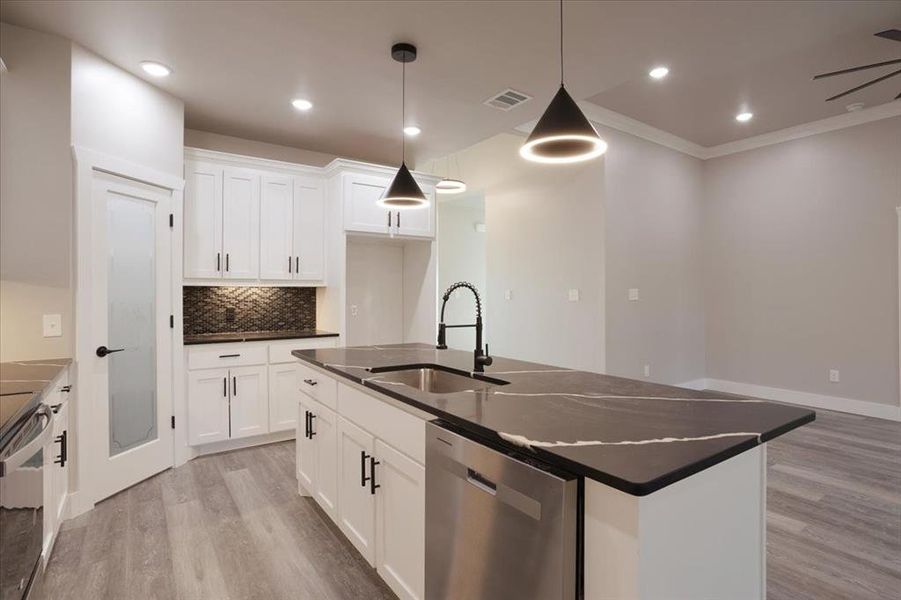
[845,102,865,112]
[140,61,171,77]
[291,98,313,111]
[735,112,753,122]
[649,66,669,80]
[403,125,421,136]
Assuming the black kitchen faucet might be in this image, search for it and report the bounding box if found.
[436,282,493,372]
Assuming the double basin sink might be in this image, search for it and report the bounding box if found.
[368,364,509,394]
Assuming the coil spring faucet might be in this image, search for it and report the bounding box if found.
[436,282,493,372]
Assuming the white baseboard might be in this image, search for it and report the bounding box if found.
[676,378,901,422]
[193,428,295,458]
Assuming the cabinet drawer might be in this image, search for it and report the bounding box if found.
[338,383,426,464]
[269,337,338,364]
[187,344,268,370]
[298,362,337,410]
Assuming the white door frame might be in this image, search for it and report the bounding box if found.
[70,146,184,517]
[897,206,901,418]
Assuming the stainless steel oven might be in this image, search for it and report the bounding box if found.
[0,401,52,600]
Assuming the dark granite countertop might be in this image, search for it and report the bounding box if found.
[292,344,814,496]
[0,358,71,440]
[184,330,339,345]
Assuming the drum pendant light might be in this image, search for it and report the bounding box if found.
[379,43,428,209]
[520,0,607,164]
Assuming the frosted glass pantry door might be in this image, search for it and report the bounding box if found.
[92,172,173,502]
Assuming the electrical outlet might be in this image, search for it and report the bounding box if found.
[628,288,640,301]
[42,314,62,337]
[568,289,580,302]
[829,369,840,383]
[504,290,512,301]
[350,304,359,317]
[643,364,651,378]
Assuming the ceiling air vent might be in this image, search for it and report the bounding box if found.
[484,88,532,111]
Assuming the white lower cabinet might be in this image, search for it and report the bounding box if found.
[296,377,426,600]
[269,363,300,432]
[229,365,269,439]
[337,415,377,564]
[188,368,231,445]
[375,439,425,600]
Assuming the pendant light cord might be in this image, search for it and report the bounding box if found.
[559,0,564,86]
[402,60,406,163]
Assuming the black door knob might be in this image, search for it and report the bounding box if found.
[96,345,125,357]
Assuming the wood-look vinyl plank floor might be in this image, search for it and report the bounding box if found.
[33,406,900,599]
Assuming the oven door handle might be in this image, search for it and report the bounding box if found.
[0,405,53,478]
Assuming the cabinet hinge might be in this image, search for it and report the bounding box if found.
[169,213,174,228]
[171,416,175,429]
[170,315,174,328]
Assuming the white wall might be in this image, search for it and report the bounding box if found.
[71,45,184,177]
[445,133,606,373]
[602,126,706,385]
[185,129,336,167]
[703,117,901,409]
[0,23,73,361]
[437,195,486,351]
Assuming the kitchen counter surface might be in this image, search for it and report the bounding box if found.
[0,358,71,396]
[292,343,814,495]
[184,330,339,345]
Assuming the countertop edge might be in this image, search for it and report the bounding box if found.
[184,331,340,345]
[291,350,813,496]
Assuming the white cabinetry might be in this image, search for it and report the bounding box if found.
[340,170,436,239]
[187,368,231,445]
[269,362,300,432]
[297,397,339,520]
[184,149,326,283]
[337,415,377,563]
[228,365,268,439]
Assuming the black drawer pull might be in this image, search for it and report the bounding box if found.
[370,456,380,495]
[219,353,240,358]
[308,413,316,437]
[303,379,318,387]
[54,430,67,467]
[361,451,370,487]
[60,385,72,393]
[232,376,237,397]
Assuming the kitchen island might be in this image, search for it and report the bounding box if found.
[293,343,814,600]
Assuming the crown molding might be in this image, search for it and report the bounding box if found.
[185,146,323,177]
[323,157,442,184]
[515,100,901,161]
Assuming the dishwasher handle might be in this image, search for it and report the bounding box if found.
[466,468,497,495]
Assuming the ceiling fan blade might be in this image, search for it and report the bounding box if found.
[874,29,901,42]
[813,58,901,80]
[825,68,901,101]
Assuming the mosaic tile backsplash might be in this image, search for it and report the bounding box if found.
[183,286,316,335]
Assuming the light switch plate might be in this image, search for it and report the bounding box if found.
[568,289,580,301]
[350,304,359,317]
[628,288,640,301]
[829,369,840,383]
[504,290,512,300]
[643,364,651,377]
[43,314,62,337]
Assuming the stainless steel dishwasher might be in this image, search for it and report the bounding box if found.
[425,421,579,600]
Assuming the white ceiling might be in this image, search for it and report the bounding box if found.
[1,1,898,166]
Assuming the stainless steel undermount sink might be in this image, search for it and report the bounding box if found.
[368,365,509,394]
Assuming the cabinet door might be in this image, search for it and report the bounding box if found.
[184,161,223,278]
[337,415,376,564]
[294,179,326,281]
[297,397,317,493]
[222,168,260,279]
[395,186,435,239]
[311,401,339,521]
[268,363,298,432]
[52,403,70,525]
[259,174,294,280]
[187,368,230,445]
[343,173,391,235]
[229,365,268,439]
[375,440,425,600]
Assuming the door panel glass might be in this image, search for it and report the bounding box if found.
[107,193,157,457]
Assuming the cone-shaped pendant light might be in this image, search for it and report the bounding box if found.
[520,0,607,164]
[379,43,428,209]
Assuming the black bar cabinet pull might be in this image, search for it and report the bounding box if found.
[232,376,237,397]
[54,430,67,467]
[396,211,401,228]
[308,413,316,437]
[219,353,240,359]
[60,385,72,393]
[388,212,392,228]
[361,451,369,487]
[50,403,62,414]
[226,253,230,272]
[288,256,293,273]
[223,377,227,397]
[295,256,300,273]
[303,410,310,439]
[217,252,221,271]
[369,456,380,495]
[303,379,318,387]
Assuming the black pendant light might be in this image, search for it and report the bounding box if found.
[380,43,429,209]
[520,0,607,164]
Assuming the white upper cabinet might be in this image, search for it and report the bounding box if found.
[341,170,436,239]
[184,161,224,279]
[294,179,326,281]
[184,151,327,284]
[259,174,295,280]
[222,168,260,279]
[343,172,391,235]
